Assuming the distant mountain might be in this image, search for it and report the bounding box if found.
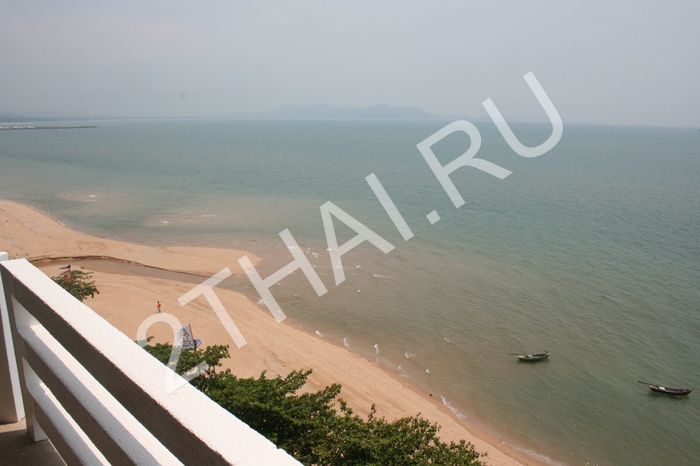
[227,104,471,121]
[273,104,431,120]
[1,105,485,122]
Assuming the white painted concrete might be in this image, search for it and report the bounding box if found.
[20,318,183,465]
[0,251,24,423]
[25,360,109,465]
[0,258,301,465]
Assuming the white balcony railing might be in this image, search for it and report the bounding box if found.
[0,254,301,465]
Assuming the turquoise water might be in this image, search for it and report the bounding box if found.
[1,120,699,465]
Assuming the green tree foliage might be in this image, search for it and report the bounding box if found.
[142,340,230,376]
[51,267,100,301]
[142,342,485,466]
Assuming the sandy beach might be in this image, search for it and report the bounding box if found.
[1,200,535,466]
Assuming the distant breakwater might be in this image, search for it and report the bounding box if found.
[0,125,97,130]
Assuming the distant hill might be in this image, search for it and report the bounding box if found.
[1,105,484,122]
[270,104,431,120]
[227,104,470,121]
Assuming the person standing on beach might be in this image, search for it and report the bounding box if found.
[157,301,161,313]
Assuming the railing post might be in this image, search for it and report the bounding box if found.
[8,297,48,442]
[0,252,25,423]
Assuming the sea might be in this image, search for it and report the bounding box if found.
[1,119,698,465]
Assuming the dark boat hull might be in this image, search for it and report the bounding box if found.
[517,353,550,362]
[649,385,693,396]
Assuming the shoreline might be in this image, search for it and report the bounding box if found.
[283,317,545,466]
[1,199,545,466]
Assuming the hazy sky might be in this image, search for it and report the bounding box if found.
[1,1,698,126]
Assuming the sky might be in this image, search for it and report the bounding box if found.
[1,1,698,127]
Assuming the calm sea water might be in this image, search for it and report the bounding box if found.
[1,120,698,465]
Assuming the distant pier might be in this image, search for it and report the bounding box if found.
[0,125,97,130]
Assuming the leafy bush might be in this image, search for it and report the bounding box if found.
[51,267,99,301]
[142,342,485,466]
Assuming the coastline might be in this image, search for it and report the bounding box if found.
[284,319,545,466]
[1,199,541,466]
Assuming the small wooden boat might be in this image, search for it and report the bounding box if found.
[638,381,693,396]
[511,352,550,362]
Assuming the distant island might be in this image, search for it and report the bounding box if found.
[226,104,473,121]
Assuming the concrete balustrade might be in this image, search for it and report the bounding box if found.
[0,251,24,424]
[0,256,301,465]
